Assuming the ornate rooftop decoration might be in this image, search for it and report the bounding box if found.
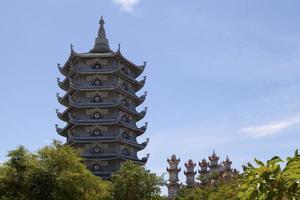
[90,16,111,53]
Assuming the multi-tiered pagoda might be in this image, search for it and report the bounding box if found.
[55,17,149,179]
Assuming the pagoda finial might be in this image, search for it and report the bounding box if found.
[99,15,105,25]
[90,16,111,53]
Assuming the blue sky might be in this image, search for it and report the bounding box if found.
[0,0,300,185]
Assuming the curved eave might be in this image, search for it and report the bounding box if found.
[58,78,70,91]
[57,107,75,122]
[69,117,147,134]
[56,123,73,137]
[57,93,69,107]
[115,52,145,75]
[122,155,148,165]
[69,99,119,108]
[77,52,115,58]
[69,100,146,120]
[59,52,79,76]
[83,153,148,164]
[68,136,148,150]
[69,83,146,104]
[71,84,118,92]
[70,65,145,89]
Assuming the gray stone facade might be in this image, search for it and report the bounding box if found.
[56,17,149,179]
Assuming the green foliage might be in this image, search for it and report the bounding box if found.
[0,141,111,200]
[177,175,241,200]
[110,161,165,200]
[238,150,300,200]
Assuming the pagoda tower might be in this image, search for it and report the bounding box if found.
[208,150,220,172]
[55,17,149,179]
[184,159,196,187]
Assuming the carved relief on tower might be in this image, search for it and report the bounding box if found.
[87,92,108,98]
[86,58,108,66]
[85,126,108,137]
[86,108,108,115]
[86,75,108,81]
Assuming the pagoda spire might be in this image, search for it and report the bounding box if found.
[90,16,111,53]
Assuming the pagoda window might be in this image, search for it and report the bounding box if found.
[93,146,101,153]
[121,115,129,123]
[122,147,130,156]
[92,129,102,136]
[121,98,129,107]
[122,131,130,139]
[94,63,102,69]
[93,164,101,171]
[93,79,102,86]
[93,112,102,119]
[93,95,102,102]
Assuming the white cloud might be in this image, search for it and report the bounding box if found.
[112,0,140,12]
[241,115,300,138]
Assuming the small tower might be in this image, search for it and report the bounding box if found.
[199,159,209,174]
[198,159,209,185]
[223,156,232,172]
[208,150,219,172]
[184,159,196,187]
[167,155,181,200]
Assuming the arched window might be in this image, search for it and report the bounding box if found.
[93,79,102,86]
[94,63,101,69]
[122,131,130,139]
[121,115,129,123]
[92,129,102,136]
[93,146,101,153]
[93,164,101,171]
[122,147,130,156]
[93,95,102,102]
[93,112,102,119]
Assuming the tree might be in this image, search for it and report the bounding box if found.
[176,175,241,200]
[239,150,300,200]
[110,161,165,200]
[0,141,111,200]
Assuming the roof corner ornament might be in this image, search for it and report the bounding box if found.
[142,122,148,130]
[140,76,146,84]
[70,43,76,54]
[57,63,62,71]
[118,43,121,51]
[116,43,122,55]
